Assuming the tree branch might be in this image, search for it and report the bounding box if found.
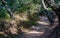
[42,0,49,10]
[1,0,13,18]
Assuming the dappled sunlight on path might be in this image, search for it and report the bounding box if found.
[26,31,44,36]
[21,16,56,38]
[37,21,50,25]
[0,16,58,38]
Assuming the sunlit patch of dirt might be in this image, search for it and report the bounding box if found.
[26,31,44,36]
[13,12,28,21]
[37,21,50,25]
[20,27,31,32]
[1,12,30,34]
[9,27,18,34]
[0,32,6,36]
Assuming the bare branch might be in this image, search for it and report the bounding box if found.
[42,0,49,10]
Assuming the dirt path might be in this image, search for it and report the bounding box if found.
[20,16,58,38]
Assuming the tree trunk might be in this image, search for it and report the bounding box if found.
[44,0,60,38]
[44,0,60,23]
[42,0,58,26]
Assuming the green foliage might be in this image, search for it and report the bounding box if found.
[17,4,31,12]
[0,0,41,27]
[0,0,41,13]
[0,0,60,19]
[0,7,9,19]
[32,0,41,4]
